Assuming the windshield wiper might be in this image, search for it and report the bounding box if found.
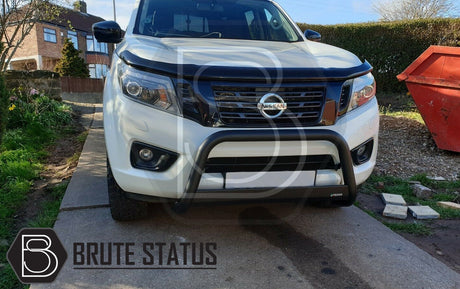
[199,32,222,38]
[154,32,191,38]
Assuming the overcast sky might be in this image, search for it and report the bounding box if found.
[86,0,460,29]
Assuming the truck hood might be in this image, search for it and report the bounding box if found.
[117,36,372,81]
[118,36,363,70]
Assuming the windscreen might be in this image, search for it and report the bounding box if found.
[134,0,301,42]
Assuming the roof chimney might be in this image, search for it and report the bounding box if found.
[73,1,87,14]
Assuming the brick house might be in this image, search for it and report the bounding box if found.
[8,1,114,79]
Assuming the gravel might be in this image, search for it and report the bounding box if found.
[374,115,460,180]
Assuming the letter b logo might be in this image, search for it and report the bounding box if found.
[8,228,67,284]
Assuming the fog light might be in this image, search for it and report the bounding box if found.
[356,145,367,156]
[139,148,154,161]
[131,142,179,172]
[351,139,374,165]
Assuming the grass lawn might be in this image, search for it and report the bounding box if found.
[358,173,460,236]
[0,91,77,289]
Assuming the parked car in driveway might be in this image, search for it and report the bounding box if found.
[93,0,379,221]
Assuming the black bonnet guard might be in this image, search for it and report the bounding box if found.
[119,50,373,82]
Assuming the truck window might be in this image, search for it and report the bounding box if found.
[134,0,301,42]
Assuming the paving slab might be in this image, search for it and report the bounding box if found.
[63,100,102,130]
[63,101,95,129]
[437,201,460,210]
[381,193,407,206]
[60,128,108,211]
[409,206,440,220]
[427,176,447,181]
[92,104,103,129]
[383,204,408,219]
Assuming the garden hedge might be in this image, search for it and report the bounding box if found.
[298,19,460,92]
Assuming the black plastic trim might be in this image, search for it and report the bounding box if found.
[130,142,179,172]
[127,186,349,203]
[171,129,357,212]
[194,186,350,200]
[205,155,337,173]
[119,50,373,82]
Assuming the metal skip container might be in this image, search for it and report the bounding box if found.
[397,45,460,152]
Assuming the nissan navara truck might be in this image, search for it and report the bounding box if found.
[93,0,379,221]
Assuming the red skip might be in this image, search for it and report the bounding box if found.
[398,45,460,153]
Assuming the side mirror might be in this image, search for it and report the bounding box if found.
[93,21,123,43]
[304,29,321,42]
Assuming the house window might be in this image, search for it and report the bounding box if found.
[86,35,108,54]
[86,35,94,51]
[89,63,108,79]
[89,64,96,78]
[68,31,78,49]
[44,28,57,43]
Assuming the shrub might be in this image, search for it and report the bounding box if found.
[55,38,90,78]
[7,87,72,131]
[298,18,460,92]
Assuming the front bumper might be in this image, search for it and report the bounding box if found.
[104,72,379,204]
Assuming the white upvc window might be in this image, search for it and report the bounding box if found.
[68,30,78,49]
[44,28,57,43]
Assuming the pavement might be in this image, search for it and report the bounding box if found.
[31,103,460,289]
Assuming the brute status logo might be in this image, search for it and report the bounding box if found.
[72,242,217,269]
[6,228,217,285]
[7,228,67,284]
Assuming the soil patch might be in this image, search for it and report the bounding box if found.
[13,116,86,232]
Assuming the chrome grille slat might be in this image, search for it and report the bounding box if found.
[214,85,325,127]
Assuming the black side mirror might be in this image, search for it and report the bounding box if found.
[304,29,321,42]
[93,21,123,43]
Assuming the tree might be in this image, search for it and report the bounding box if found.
[0,0,68,72]
[0,1,68,142]
[54,38,89,77]
[373,0,457,21]
[0,43,8,144]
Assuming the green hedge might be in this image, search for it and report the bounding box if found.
[298,19,460,92]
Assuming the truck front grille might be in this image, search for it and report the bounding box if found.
[213,86,325,127]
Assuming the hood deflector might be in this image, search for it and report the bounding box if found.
[119,50,372,82]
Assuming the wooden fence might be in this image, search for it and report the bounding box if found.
[60,76,104,93]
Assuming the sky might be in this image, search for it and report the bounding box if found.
[86,0,460,30]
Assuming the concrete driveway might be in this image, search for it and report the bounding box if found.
[32,109,460,289]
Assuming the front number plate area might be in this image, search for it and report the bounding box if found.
[225,171,316,189]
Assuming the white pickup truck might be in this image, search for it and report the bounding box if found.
[93,0,379,221]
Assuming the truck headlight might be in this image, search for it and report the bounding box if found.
[348,73,376,112]
[118,63,181,115]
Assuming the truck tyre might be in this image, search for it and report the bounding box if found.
[107,160,149,221]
